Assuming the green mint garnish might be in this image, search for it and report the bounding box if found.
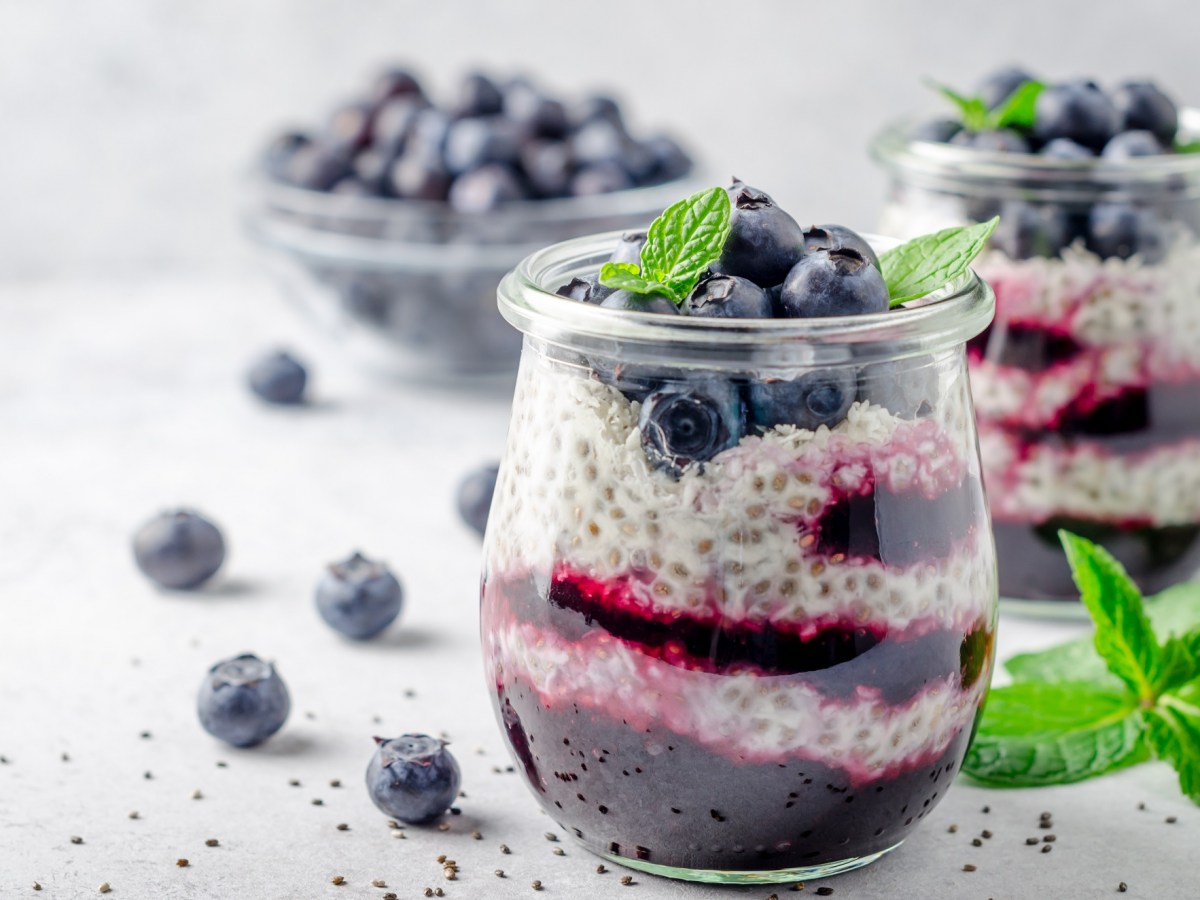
[598,186,732,306]
[963,532,1200,804]
[879,217,998,307]
[1174,139,1200,154]
[928,79,1044,133]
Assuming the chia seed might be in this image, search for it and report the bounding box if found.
[383,894,398,900]
[129,811,139,820]
[205,839,219,847]
[371,879,386,888]
[962,864,977,872]
[596,865,606,874]
[544,832,559,842]
[98,884,111,894]
[331,875,345,886]
[1166,816,1178,824]
[176,859,189,868]
[532,880,543,891]
[620,875,633,885]
[816,889,834,897]
[191,789,203,800]
[312,799,323,806]
[495,870,505,878]
[330,779,342,788]
[971,838,982,847]
[947,824,958,833]
[1041,845,1052,854]
[1119,883,1128,892]
[1025,837,1039,846]
[500,845,511,855]
[1043,835,1056,843]
[981,830,993,839]
[553,848,565,856]
[289,779,301,787]
[70,836,84,845]
[336,823,349,831]
[472,831,483,840]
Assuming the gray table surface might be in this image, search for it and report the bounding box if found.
[1,277,1195,899]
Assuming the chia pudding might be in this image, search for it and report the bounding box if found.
[873,70,1200,600]
[480,185,998,882]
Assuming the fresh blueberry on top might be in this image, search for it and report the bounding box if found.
[447,163,525,212]
[802,224,881,270]
[992,201,1072,259]
[683,274,774,319]
[1088,203,1166,263]
[456,463,500,537]
[1040,138,1095,160]
[779,248,890,318]
[133,510,226,590]
[315,552,404,640]
[747,369,856,432]
[454,72,504,118]
[599,290,680,315]
[714,182,806,287]
[556,274,612,304]
[1112,81,1179,144]
[857,358,939,419]
[247,350,308,405]
[610,231,647,267]
[197,654,290,748]
[950,129,1030,153]
[909,118,962,144]
[1101,130,1165,160]
[976,65,1036,109]
[640,379,744,475]
[367,735,462,825]
[1032,80,1119,152]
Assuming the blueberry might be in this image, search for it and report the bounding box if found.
[599,290,680,315]
[976,66,1036,109]
[909,119,962,144]
[323,102,374,154]
[454,72,504,118]
[639,379,744,475]
[372,96,425,156]
[556,274,612,304]
[443,116,523,175]
[570,118,632,168]
[369,67,425,108]
[1101,130,1165,160]
[950,129,1030,153]
[779,248,889,318]
[264,132,312,182]
[315,552,403,640]
[641,135,693,182]
[992,201,1071,259]
[571,95,624,129]
[503,78,569,138]
[407,109,453,158]
[197,654,290,748]
[519,139,574,197]
[684,274,773,319]
[1032,81,1119,152]
[330,176,374,197]
[570,162,634,196]
[610,231,647,267]
[714,182,805,287]
[747,369,855,432]
[802,224,881,270]
[456,464,500,537]
[447,164,525,213]
[367,735,461,825]
[247,350,308,404]
[1112,81,1178,144]
[350,149,394,195]
[1040,138,1095,160]
[1088,203,1166,263]
[389,147,452,201]
[281,142,350,191]
[857,358,939,419]
[133,510,226,590]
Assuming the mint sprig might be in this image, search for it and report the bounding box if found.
[878,218,998,307]
[963,532,1200,804]
[598,186,731,306]
[929,78,1045,133]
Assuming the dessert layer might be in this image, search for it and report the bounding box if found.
[980,426,1200,525]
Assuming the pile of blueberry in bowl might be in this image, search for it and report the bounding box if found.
[243,66,696,382]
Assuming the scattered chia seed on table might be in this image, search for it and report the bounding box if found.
[963,864,977,872]
[1041,845,1053,854]
[981,830,993,839]
[971,838,983,847]
[382,894,397,900]
[205,839,219,847]
[1044,835,1056,843]
[620,875,633,885]
[1119,883,1128,892]
[98,883,111,894]
[336,823,349,831]
[176,859,189,868]
[70,836,83,844]
[947,824,958,833]
[330,874,345,885]
[531,879,543,891]
[816,889,834,896]
[1026,837,1040,845]
[330,779,341,788]
[371,879,386,887]
[596,865,606,874]
[500,844,511,854]
[553,848,565,856]
[1166,816,1178,824]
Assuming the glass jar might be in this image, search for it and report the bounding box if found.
[480,232,998,884]
[873,117,1200,601]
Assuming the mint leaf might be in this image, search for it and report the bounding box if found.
[1060,531,1162,703]
[1175,140,1200,154]
[878,217,998,307]
[1158,631,1200,693]
[1144,702,1200,802]
[639,186,732,303]
[963,681,1147,787]
[988,80,1045,130]
[598,262,653,294]
[929,81,989,132]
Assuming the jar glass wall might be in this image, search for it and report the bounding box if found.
[873,117,1200,601]
[480,233,998,883]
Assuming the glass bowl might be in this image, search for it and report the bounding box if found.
[480,231,999,883]
[243,171,703,384]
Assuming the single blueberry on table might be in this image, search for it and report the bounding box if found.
[639,379,744,475]
[747,369,856,432]
[1088,203,1167,263]
[599,290,680,315]
[779,248,890,318]
[1032,81,1119,152]
[1039,138,1095,160]
[1101,130,1165,161]
[857,358,939,419]
[457,463,500,537]
[684,275,774,319]
[976,65,1036,110]
[133,510,226,590]
[315,552,404,640]
[447,163,525,213]
[367,735,462,825]
[950,129,1030,154]
[908,118,962,144]
[1112,81,1179,144]
[993,201,1072,260]
[197,654,290,748]
[802,224,881,270]
[714,182,806,288]
[610,230,647,267]
[247,350,308,405]
[555,274,612,304]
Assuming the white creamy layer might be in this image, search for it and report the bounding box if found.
[486,356,995,630]
[981,427,1200,524]
[490,618,987,784]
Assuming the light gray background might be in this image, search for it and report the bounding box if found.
[3,0,1200,278]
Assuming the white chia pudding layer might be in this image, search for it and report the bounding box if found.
[486,354,996,634]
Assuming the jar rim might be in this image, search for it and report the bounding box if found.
[871,109,1200,201]
[497,231,995,368]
